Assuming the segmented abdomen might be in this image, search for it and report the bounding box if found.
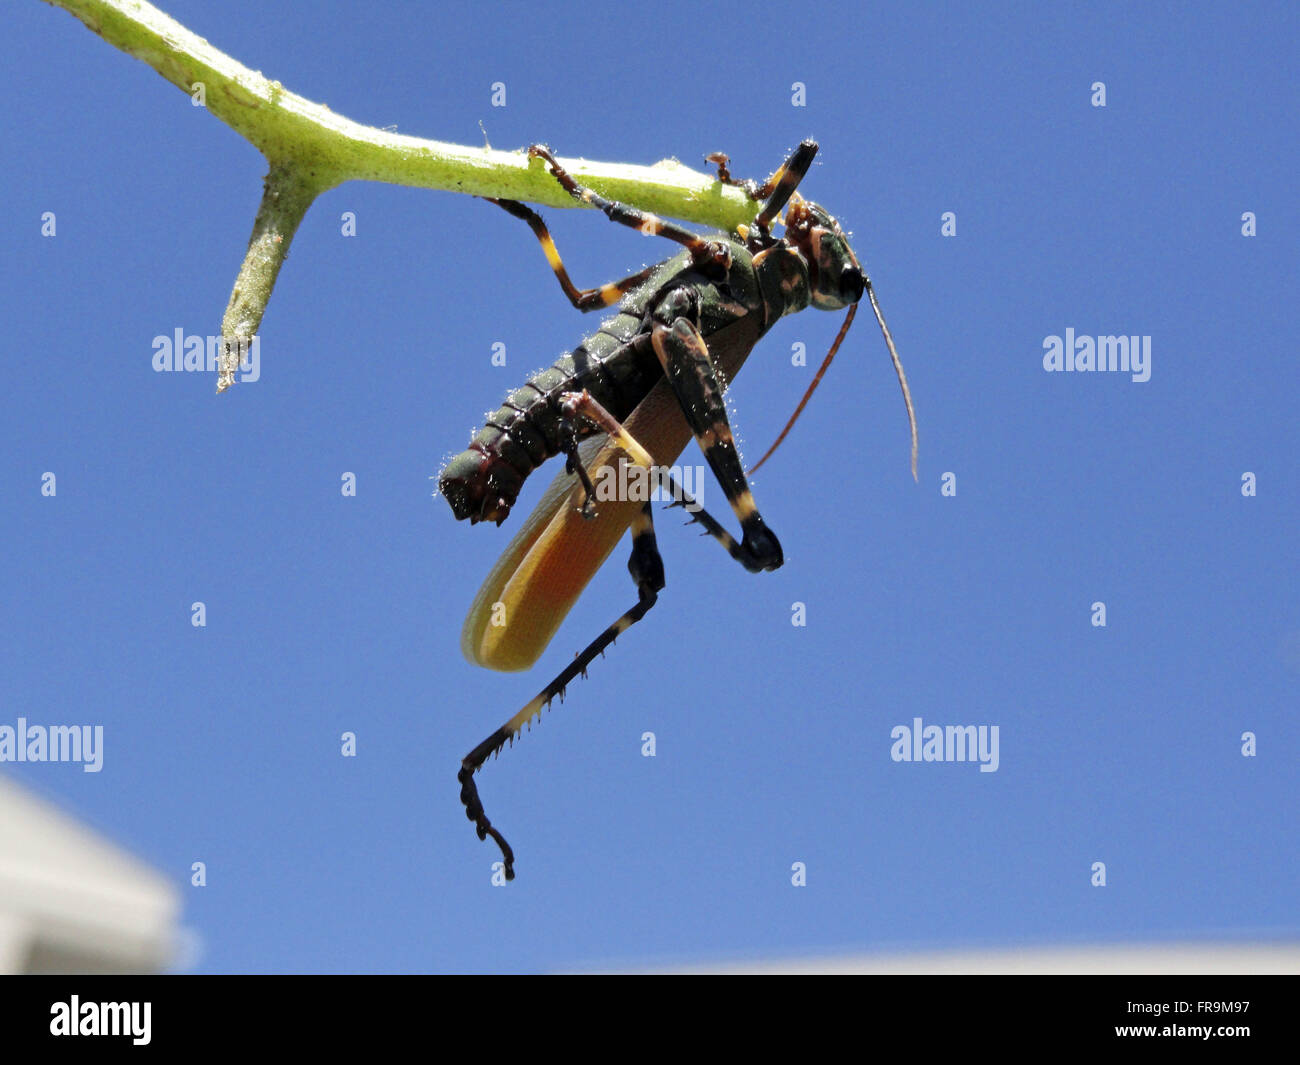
[440,311,661,525]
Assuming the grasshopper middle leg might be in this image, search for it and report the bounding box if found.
[650,314,784,572]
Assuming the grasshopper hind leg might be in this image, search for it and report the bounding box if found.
[458,500,665,880]
[458,735,517,879]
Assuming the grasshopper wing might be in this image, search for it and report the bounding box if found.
[460,375,697,672]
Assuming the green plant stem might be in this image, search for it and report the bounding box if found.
[41,0,759,390]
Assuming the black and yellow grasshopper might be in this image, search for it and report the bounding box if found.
[440,141,917,879]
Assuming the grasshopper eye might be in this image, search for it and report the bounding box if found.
[841,265,864,304]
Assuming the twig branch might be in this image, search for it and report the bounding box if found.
[41,0,759,390]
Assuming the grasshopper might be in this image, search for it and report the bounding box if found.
[440,141,917,878]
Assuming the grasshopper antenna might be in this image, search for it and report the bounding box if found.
[746,283,918,480]
[746,303,856,476]
[867,279,918,481]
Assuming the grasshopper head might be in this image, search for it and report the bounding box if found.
[785,199,864,311]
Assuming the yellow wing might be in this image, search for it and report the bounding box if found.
[460,375,696,672]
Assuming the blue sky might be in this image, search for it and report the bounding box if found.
[3,1,1295,972]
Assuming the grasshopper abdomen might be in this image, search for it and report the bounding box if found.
[439,310,663,525]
